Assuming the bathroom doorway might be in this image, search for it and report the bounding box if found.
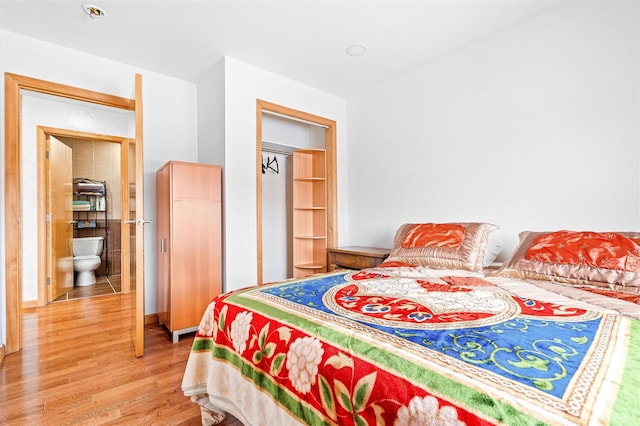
[37,126,130,305]
[4,73,146,357]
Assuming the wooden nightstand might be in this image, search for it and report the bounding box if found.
[327,246,391,271]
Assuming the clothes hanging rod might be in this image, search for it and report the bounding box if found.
[261,147,293,157]
[262,140,298,156]
[263,110,329,129]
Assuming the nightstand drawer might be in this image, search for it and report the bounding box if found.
[327,247,390,271]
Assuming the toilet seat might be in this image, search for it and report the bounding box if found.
[74,254,100,262]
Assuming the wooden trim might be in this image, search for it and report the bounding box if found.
[36,126,129,306]
[21,300,39,309]
[37,128,48,307]
[257,99,336,128]
[5,73,23,354]
[325,123,338,250]
[5,73,135,110]
[255,99,338,284]
[38,126,133,143]
[256,105,264,284]
[0,344,5,365]
[4,72,136,355]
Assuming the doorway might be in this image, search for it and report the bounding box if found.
[4,73,145,356]
[261,117,326,282]
[37,127,131,305]
[255,100,337,284]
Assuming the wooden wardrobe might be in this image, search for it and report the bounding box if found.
[156,161,222,343]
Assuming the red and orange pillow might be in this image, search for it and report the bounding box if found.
[497,230,640,290]
[383,222,497,272]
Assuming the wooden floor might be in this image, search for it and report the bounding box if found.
[0,293,242,425]
[53,275,122,302]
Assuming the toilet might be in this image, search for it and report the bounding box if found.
[73,236,104,286]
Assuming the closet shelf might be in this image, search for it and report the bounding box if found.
[292,149,327,278]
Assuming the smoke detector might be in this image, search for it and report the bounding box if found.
[82,3,107,20]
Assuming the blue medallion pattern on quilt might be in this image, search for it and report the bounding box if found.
[259,270,605,399]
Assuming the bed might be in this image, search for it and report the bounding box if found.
[181,223,640,425]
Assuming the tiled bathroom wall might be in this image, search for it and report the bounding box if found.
[60,137,122,277]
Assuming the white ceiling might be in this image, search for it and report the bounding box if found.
[0,1,563,97]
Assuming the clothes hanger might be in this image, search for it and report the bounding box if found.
[267,155,279,174]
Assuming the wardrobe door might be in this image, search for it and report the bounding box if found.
[170,162,222,331]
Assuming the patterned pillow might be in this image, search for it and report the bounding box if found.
[497,230,640,289]
[385,222,497,272]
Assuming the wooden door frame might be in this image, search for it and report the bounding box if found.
[36,127,132,306]
[4,72,136,354]
[256,99,337,284]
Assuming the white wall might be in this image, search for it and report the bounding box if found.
[0,31,198,319]
[346,1,639,258]
[219,57,348,292]
[261,152,291,282]
[197,59,226,166]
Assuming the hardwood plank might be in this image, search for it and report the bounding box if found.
[0,293,242,425]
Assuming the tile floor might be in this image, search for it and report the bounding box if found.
[53,275,121,302]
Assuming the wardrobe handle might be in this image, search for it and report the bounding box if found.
[161,238,166,253]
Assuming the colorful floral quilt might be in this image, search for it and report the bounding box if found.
[182,269,640,425]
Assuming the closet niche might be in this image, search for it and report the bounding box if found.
[58,137,122,278]
[261,114,326,282]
